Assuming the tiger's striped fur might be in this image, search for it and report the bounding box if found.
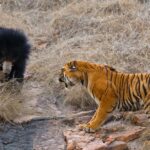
[59,60,150,131]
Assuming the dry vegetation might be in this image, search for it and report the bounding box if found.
[0,85,23,121]
[0,0,150,121]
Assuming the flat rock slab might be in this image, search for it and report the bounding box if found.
[104,126,145,143]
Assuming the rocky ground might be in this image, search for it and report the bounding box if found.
[0,120,65,150]
[64,111,150,150]
[0,109,149,150]
[0,0,150,150]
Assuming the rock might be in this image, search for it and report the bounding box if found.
[83,140,107,150]
[139,129,150,150]
[131,114,148,125]
[61,118,75,126]
[140,129,150,141]
[64,128,129,150]
[108,141,128,150]
[64,125,145,150]
[65,131,129,150]
[105,126,145,142]
[122,111,149,126]
[64,129,97,149]
[0,120,65,150]
[0,140,4,150]
[67,140,77,150]
[58,144,65,150]
[143,141,150,150]
[35,37,47,49]
[24,72,32,80]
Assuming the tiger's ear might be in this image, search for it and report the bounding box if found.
[70,65,77,71]
[69,61,77,72]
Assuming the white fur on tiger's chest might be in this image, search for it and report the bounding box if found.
[87,81,100,105]
[88,90,100,105]
[94,97,100,105]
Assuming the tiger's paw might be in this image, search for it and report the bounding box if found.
[78,123,98,133]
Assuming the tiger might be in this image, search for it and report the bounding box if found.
[59,60,150,132]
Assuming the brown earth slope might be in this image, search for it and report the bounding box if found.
[0,0,149,149]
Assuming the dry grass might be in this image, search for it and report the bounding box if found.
[0,82,24,122]
[63,86,96,110]
[0,80,44,122]
[0,0,150,112]
[0,0,74,11]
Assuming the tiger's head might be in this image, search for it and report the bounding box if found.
[59,61,84,88]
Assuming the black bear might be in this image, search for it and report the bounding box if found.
[0,27,30,82]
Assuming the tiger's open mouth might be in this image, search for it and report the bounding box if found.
[59,75,75,88]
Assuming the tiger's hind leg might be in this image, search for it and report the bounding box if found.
[144,92,150,117]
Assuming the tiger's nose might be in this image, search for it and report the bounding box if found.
[59,75,65,82]
[59,77,63,82]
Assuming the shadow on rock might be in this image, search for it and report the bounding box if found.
[0,120,65,150]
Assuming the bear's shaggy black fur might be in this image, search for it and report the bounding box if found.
[0,27,30,82]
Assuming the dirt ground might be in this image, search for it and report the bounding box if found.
[0,0,150,150]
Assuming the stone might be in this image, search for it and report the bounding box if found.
[115,127,145,142]
[64,112,147,150]
[67,140,77,150]
[108,141,128,150]
[131,114,148,125]
[142,141,150,150]
[61,118,75,126]
[105,126,145,142]
[83,140,107,150]
[140,129,150,141]
[0,140,4,150]
[35,37,47,49]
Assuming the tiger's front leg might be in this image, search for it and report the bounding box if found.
[79,89,117,132]
[78,109,98,132]
[79,106,107,132]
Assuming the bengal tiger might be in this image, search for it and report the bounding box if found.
[59,60,150,132]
